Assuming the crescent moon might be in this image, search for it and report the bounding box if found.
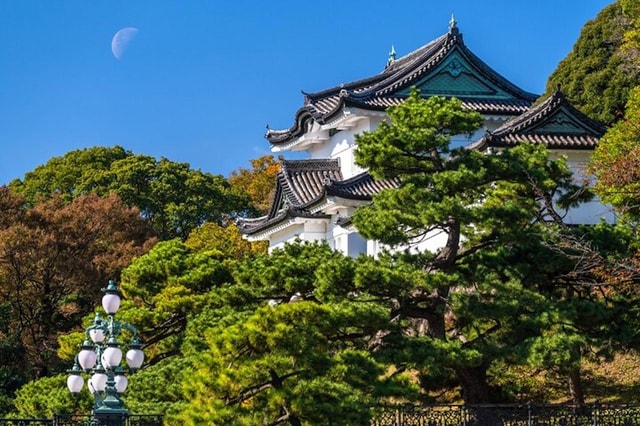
[111,27,139,60]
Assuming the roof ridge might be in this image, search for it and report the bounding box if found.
[281,158,340,171]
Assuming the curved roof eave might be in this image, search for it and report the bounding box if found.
[265,106,317,144]
[239,208,332,237]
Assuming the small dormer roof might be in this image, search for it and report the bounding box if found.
[471,89,607,150]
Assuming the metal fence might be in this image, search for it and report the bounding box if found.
[372,403,640,426]
[4,405,640,426]
[0,414,163,426]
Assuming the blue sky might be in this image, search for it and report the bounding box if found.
[0,1,613,185]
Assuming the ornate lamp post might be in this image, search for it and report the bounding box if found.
[67,280,144,424]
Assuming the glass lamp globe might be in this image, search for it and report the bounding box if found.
[89,313,105,342]
[101,280,121,314]
[126,341,144,370]
[90,328,105,343]
[77,341,97,370]
[67,374,84,395]
[103,344,123,368]
[67,361,84,395]
[91,371,108,392]
[102,293,121,315]
[114,371,128,394]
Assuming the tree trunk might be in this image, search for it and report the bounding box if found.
[288,416,302,426]
[569,366,585,405]
[455,364,497,403]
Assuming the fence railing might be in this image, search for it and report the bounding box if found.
[0,414,163,426]
[4,404,640,426]
[372,403,640,426]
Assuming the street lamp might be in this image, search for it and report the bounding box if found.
[67,279,144,423]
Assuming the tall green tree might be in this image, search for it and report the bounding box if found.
[10,146,249,240]
[177,242,414,425]
[113,222,265,365]
[351,89,596,403]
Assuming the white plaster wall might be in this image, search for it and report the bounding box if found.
[306,114,506,165]
[450,129,483,150]
[327,217,368,258]
[327,220,345,253]
[267,224,305,253]
[299,221,328,243]
[366,229,449,258]
[563,199,616,225]
[306,116,384,179]
[549,150,616,225]
[451,116,509,150]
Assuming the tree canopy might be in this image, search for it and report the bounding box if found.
[353,89,609,404]
[0,187,155,391]
[546,1,639,125]
[589,86,640,219]
[10,146,250,240]
[177,242,413,425]
[228,154,282,215]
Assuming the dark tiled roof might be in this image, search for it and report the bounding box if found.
[274,159,342,208]
[343,96,532,115]
[238,159,340,236]
[267,23,538,145]
[471,90,607,150]
[326,172,400,200]
[237,160,398,236]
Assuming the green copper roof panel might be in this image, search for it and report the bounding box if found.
[530,109,593,135]
[398,51,514,99]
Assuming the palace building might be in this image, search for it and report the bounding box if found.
[238,18,612,256]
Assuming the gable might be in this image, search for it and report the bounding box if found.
[529,108,595,135]
[398,50,514,99]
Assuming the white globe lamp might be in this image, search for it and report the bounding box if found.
[101,280,121,314]
[77,340,97,371]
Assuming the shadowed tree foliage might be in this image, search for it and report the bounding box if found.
[10,146,250,240]
[110,223,266,366]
